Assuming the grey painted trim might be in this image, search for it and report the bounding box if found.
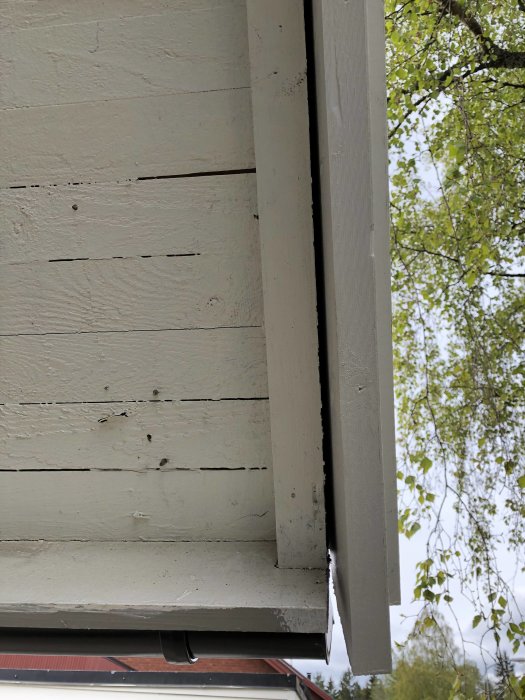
[311,0,399,674]
[246,0,326,569]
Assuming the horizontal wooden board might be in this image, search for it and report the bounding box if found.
[0,175,258,265]
[0,469,275,541]
[0,328,267,403]
[0,253,262,335]
[0,541,327,633]
[0,89,254,187]
[0,0,241,30]
[0,400,271,472]
[0,1,249,108]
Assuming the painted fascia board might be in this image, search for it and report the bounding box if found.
[246,0,326,569]
[311,0,399,674]
[0,541,327,633]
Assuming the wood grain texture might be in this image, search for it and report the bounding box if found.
[0,541,327,632]
[0,469,275,541]
[247,0,326,569]
[0,0,239,30]
[0,175,258,265]
[0,1,249,108]
[365,0,401,609]
[0,89,254,187]
[0,400,271,472]
[0,253,262,335]
[313,0,396,674]
[0,328,267,403]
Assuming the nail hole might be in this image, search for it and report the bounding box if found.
[159,458,169,467]
[147,434,152,442]
[72,204,78,211]
[152,389,159,396]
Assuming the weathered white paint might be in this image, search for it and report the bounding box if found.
[0,253,262,335]
[365,0,401,607]
[0,400,271,472]
[246,0,326,570]
[0,0,336,642]
[0,469,274,541]
[0,0,238,30]
[312,0,397,674]
[0,1,249,108]
[0,541,326,632]
[0,175,258,264]
[0,685,303,700]
[0,328,267,403]
[0,89,254,187]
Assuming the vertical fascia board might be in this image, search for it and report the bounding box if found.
[365,0,401,606]
[311,0,396,673]
[246,0,326,569]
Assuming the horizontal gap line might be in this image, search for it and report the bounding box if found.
[45,253,200,263]
[0,324,262,338]
[0,467,268,473]
[4,168,256,191]
[0,539,275,544]
[137,168,256,182]
[0,85,251,113]
[4,398,269,406]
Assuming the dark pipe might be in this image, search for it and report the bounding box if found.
[186,632,327,660]
[0,629,328,663]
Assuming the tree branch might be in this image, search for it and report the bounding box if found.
[486,270,525,278]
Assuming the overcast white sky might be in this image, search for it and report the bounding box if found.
[292,524,525,683]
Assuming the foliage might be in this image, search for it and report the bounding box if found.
[316,617,523,699]
[375,616,483,699]
[385,0,525,659]
[314,671,379,699]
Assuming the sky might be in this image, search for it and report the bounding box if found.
[291,525,525,684]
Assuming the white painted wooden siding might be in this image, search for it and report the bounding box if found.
[0,0,331,638]
[0,176,258,264]
[0,91,254,187]
[0,0,272,547]
[0,541,327,632]
[0,401,271,472]
[0,254,262,334]
[0,1,249,108]
[0,470,274,541]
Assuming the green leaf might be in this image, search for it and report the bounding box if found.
[472,615,482,629]
[420,456,432,473]
[407,522,421,539]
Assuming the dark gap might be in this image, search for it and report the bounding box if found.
[179,397,269,403]
[165,253,200,258]
[0,324,261,338]
[15,397,269,406]
[46,253,200,264]
[3,168,255,191]
[0,466,268,473]
[137,168,256,182]
[0,539,275,544]
[304,0,336,550]
[199,467,242,472]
